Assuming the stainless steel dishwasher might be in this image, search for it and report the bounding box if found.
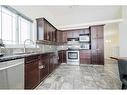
[0,58,24,89]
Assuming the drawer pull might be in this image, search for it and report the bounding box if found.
[39,65,45,69]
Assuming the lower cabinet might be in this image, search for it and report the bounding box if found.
[25,55,40,89]
[39,54,49,81]
[25,52,59,89]
[80,50,91,64]
[49,54,54,73]
[58,50,66,64]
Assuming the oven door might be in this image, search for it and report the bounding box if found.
[67,51,79,61]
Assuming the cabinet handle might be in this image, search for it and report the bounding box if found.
[39,65,45,69]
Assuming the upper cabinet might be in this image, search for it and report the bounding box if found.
[36,18,44,40]
[56,30,62,43]
[56,30,67,43]
[36,18,57,42]
[90,25,104,39]
[65,29,90,38]
[62,31,67,43]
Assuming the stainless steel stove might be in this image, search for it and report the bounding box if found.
[67,38,80,65]
[67,49,79,65]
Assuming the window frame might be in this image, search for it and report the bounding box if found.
[0,5,34,47]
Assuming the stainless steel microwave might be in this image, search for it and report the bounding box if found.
[79,35,90,42]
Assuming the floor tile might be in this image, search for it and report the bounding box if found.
[37,59,122,90]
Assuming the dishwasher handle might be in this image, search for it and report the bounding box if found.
[0,62,23,71]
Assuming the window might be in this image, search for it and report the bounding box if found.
[2,7,16,44]
[0,6,1,39]
[19,17,31,44]
[0,6,33,45]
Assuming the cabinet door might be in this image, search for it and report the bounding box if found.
[44,21,48,40]
[39,54,49,81]
[80,50,91,64]
[97,38,104,50]
[52,29,56,42]
[52,54,58,69]
[62,50,67,63]
[45,22,50,41]
[36,19,44,40]
[48,25,52,41]
[97,50,104,65]
[91,27,98,39]
[73,30,80,38]
[67,31,73,38]
[62,32,67,43]
[49,54,54,73]
[57,30,63,43]
[25,60,39,89]
[56,30,59,42]
[91,25,104,65]
[91,50,98,64]
[91,25,104,39]
[59,32,63,43]
[91,38,97,50]
[58,51,63,64]
[97,26,104,38]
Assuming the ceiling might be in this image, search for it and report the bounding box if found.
[12,6,122,29]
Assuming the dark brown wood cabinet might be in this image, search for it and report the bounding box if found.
[58,51,63,64]
[62,32,67,43]
[39,54,49,81]
[57,30,67,43]
[58,50,66,64]
[80,50,91,64]
[25,55,40,89]
[36,18,57,42]
[25,52,59,89]
[90,25,104,65]
[65,29,89,38]
[49,53,55,73]
[56,30,62,43]
[36,18,44,40]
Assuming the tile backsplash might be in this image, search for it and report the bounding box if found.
[0,43,68,55]
[0,43,58,55]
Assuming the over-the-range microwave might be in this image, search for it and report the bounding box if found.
[79,34,90,42]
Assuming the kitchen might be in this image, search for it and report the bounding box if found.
[0,5,126,90]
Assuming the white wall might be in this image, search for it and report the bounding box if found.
[104,23,119,59]
[119,7,127,57]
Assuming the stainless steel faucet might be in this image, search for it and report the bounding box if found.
[23,39,35,53]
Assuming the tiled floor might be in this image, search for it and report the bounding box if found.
[37,59,122,90]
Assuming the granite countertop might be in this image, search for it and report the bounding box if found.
[0,52,56,62]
